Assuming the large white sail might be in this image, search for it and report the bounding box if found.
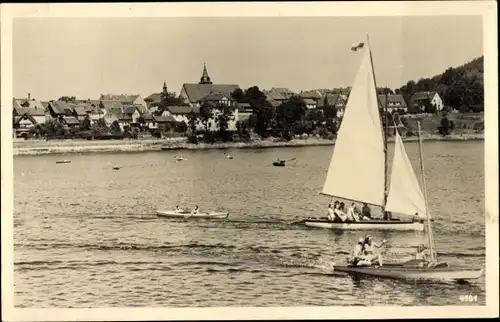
[321,45,385,206]
[385,130,428,218]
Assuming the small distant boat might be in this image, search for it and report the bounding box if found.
[224,153,234,159]
[157,210,229,220]
[272,158,295,167]
[112,166,121,170]
[56,160,71,164]
[175,157,187,161]
[161,146,187,151]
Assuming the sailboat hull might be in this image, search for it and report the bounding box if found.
[333,264,484,282]
[302,218,424,231]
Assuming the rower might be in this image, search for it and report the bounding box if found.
[192,205,199,214]
[174,205,181,213]
[363,235,387,266]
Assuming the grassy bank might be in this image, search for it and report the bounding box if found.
[12,132,484,156]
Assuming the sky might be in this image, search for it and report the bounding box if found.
[13,16,483,101]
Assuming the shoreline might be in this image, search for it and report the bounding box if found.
[12,133,484,156]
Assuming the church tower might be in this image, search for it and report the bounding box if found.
[161,81,168,100]
[198,62,213,85]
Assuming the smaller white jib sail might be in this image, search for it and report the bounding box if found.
[385,129,428,218]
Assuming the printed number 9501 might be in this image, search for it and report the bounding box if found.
[460,295,478,302]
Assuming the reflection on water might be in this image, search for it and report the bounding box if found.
[13,141,485,307]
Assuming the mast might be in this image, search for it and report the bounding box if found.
[366,34,389,214]
[417,121,437,263]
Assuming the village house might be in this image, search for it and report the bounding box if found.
[14,95,47,124]
[303,98,318,110]
[100,100,123,126]
[69,103,89,121]
[46,101,67,119]
[378,94,408,113]
[162,105,195,124]
[263,89,288,103]
[332,87,351,101]
[317,93,347,118]
[152,115,177,132]
[178,63,240,108]
[100,94,148,111]
[410,91,444,112]
[199,92,234,107]
[144,92,162,108]
[269,87,295,100]
[140,114,156,129]
[234,103,253,123]
[12,101,38,137]
[299,90,323,102]
[61,116,80,128]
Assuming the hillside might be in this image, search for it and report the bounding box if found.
[397,56,484,113]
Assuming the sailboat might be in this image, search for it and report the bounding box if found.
[331,122,484,282]
[300,39,426,231]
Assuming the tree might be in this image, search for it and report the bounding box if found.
[215,104,234,142]
[186,112,198,137]
[58,96,76,103]
[231,88,246,103]
[236,120,250,141]
[110,120,122,135]
[199,102,214,132]
[80,115,92,131]
[438,115,452,136]
[423,101,437,114]
[93,118,109,135]
[175,121,188,133]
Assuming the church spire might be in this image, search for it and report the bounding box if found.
[199,62,213,84]
[161,80,168,100]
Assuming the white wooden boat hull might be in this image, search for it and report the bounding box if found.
[303,218,424,231]
[157,210,229,220]
[333,264,484,282]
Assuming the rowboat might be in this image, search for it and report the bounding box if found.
[56,160,71,164]
[332,262,484,282]
[157,210,229,220]
[300,37,428,231]
[112,166,121,170]
[175,157,187,161]
[273,158,295,167]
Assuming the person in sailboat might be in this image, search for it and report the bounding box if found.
[414,244,428,267]
[334,202,347,222]
[361,203,372,220]
[327,203,335,221]
[348,237,367,266]
[346,203,361,222]
[363,235,387,266]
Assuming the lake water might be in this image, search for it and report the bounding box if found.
[13,141,485,307]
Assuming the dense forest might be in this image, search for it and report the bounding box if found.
[395,56,484,113]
